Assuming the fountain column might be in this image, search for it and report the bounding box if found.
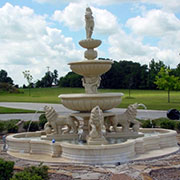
[59,7,123,142]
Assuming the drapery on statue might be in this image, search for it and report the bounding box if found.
[85,7,94,39]
[82,76,101,94]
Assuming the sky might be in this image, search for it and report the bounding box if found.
[0,0,180,86]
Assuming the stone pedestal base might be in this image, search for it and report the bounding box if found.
[79,39,101,60]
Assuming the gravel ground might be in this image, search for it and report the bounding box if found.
[150,168,180,180]
[1,144,180,180]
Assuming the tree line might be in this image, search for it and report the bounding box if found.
[0,59,180,90]
[59,59,180,90]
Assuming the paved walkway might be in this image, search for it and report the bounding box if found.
[0,102,168,121]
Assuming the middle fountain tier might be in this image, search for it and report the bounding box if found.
[59,36,123,111]
[59,59,124,112]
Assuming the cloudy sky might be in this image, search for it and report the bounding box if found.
[0,0,180,86]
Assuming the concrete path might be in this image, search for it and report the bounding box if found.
[0,102,168,121]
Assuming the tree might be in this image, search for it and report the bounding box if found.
[53,69,58,85]
[59,72,82,87]
[0,69,13,84]
[23,70,33,96]
[148,59,165,89]
[154,67,180,103]
[101,60,148,89]
[35,69,59,88]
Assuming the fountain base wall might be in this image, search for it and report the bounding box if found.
[6,128,178,164]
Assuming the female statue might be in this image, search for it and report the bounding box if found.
[85,7,94,39]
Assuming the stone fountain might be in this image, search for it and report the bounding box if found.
[6,7,179,164]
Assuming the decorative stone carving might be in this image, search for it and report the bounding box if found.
[87,106,107,145]
[44,121,53,134]
[59,93,123,112]
[44,106,79,135]
[105,103,141,133]
[85,7,94,39]
[82,76,101,94]
[79,7,101,60]
[69,60,112,77]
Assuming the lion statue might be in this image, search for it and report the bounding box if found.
[44,106,79,135]
[88,106,104,138]
[105,103,141,133]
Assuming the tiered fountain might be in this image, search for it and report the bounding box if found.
[6,7,178,164]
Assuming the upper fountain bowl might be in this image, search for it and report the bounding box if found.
[79,39,101,49]
[68,60,113,77]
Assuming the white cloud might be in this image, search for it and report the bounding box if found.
[34,0,180,12]
[108,29,158,63]
[126,9,180,37]
[142,0,180,12]
[122,8,180,67]
[52,3,85,31]
[0,3,82,85]
[108,28,180,67]
[52,3,119,35]
[92,7,119,35]
[33,0,80,4]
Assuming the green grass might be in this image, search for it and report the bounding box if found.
[0,106,37,114]
[0,87,180,110]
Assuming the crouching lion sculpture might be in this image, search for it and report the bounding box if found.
[105,103,141,133]
[44,106,79,135]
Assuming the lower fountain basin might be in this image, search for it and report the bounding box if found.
[59,93,124,111]
[6,128,178,164]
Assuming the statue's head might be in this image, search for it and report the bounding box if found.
[91,105,100,114]
[86,7,92,14]
[44,105,49,111]
[44,106,53,112]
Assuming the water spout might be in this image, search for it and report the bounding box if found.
[78,129,86,144]
[138,104,154,128]
[26,107,43,137]
[138,103,147,110]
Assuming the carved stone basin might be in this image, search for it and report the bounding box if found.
[68,60,113,77]
[59,93,123,111]
[79,39,101,49]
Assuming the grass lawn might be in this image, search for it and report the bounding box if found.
[0,106,37,114]
[0,87,180,110]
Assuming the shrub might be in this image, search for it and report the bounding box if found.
[23,121,39,132]
[10,172,43,180]
[141,120,156,128]
[175,121,180,132]
[24,165,49,180]
[39,114,47,129]
[7,123,18,133]
[0,120,20,134]
[11,165,49,180]
[0,83,20,93]
[6,120,19,133]
[0,158,14,180]
[160,119,176,130]
[0,121,5,133]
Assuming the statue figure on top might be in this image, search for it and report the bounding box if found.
[85,7,94,39]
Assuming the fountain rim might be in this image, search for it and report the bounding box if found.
[68,59,113,65]
[59,92,124,99]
